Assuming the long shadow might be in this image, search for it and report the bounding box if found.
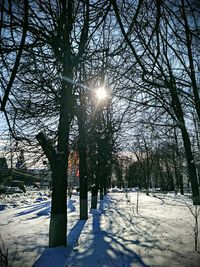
[33,247,68,267]
[28,206,51,219]
[67,199,76,212]
[33,219,87,267]
[67,220,86,246]
[97,212,148,266]
[64,197,149,267]
[30,199,77,220]
[108,194,194,263]
[152,193,190,207]
[0,204,7,211]
[15,201,51,217]
[113,209,163,252]
[34,194,183,267]
[15,198,77,219]
[32,193,198,267]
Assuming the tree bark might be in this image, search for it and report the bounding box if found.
[169,81,200,204]
[91,185,98,209]
[180,124,200,204]
[49,166,67,247]
[78,101,88,220]
[79,142,88,220]
[36,132,69,247]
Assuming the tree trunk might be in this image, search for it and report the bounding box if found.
[49,167,67,247]
[169,81,200,204]
[103,184,107,195]
[79,146,88,219]
[180,124,200,204]
[99,164,104,200]
[173,128,184,195]
[91,185,98,209]
[97,138,104,200]
[179,174,184,195]
[101,166,107,198]
[36,132,69,247]
[78,102,88,220]
[100,188,104,200]
[181,0,200,121]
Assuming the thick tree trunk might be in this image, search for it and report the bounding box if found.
[91,185,98,209]
[79,147,88,219]
[103,184,107,195]
[47,0,74,247]
[180,124,200,204]
[49,167,67,247]
[36,132,69,247]
[169,81,200,204]
[100,188,104,200]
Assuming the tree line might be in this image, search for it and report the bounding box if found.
[0,0,200,247]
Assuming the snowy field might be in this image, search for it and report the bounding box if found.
[0,190,200,267]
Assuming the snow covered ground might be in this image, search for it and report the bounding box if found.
[0,190,200,267]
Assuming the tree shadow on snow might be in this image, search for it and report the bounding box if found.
[14,201,51,217]
[34,194,186,267]
[67,199,76,212]
[108,195,195,266]
[14,198,76,220]
[64,198,149,267]
[33,220,87,267]
[91,212,148,267]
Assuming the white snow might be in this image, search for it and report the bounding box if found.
[0,191,200,267]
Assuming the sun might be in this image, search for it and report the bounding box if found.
[96,86,107,100]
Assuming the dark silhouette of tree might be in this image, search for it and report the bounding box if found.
[111,0,200,204]
[1,0,112,247]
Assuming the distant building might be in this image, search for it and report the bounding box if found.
[0,157,50,187]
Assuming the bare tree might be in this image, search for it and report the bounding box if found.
[111,0,200,204]
[0,0,112,247]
